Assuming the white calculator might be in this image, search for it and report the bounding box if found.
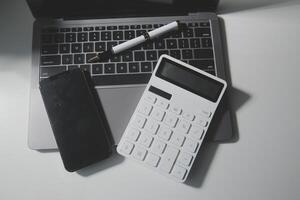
[117,55,227,182]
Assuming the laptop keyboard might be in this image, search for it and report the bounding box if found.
[39,22,215,86]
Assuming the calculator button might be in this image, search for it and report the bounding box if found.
[177,152,193,167]
[133,114,147,128]
[118,140,134,155]
[195,115,208,127]
[177,119,191,134]
[157,125,173,141]
[159,146,179,173]
[151,108,165,122]
[164,113,178,128]
[145,119,159,135]
[125,127,140,141]
[170,132,186,147]
[138,133,153,148]
[132,146,147,161]
[138,102,153,116]
[183,138,199,153]
[171,165,187,180]
[201,109,212,118]
[145,153,160,167]
[189,125,204,140]
[151,139,166,155]
[144,93,157,104]
[156,99,169,109]
[182,112,195,121]
[170,105,182,115]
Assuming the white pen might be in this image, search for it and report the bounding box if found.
[88,21,182,63]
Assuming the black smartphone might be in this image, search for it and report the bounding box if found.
[39,69,113,172]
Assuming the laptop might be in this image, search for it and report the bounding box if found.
[27,0,233,150]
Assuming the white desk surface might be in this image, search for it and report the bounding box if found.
[0,0,299,199]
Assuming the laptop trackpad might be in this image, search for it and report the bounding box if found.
[97,86,145,145]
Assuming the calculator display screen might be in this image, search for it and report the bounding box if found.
[156,58,224,102]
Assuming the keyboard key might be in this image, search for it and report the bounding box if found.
[154,40,165,49]
[80,64,90,72]
[189,125,204,140]
[95,42,106,51]
[166,39,177,49]
[136,30,146,36]
[170,50,181,59]
[65,33,76,42]
[74,54,85,64]
[145,119,159,135]
[86,53,97,63]
[183,28,193,37]
[194,49,213,59]
[89,32,99,41]
[83,43,94,52]
[113,31,123,40]
[170,132,185,147]
[92,73,151,86]
[41,34,52,43]
[101,31,111,40]
[116,63,127,73]
[132,146,147,161]
[143,42,154,50]
[122,51,133,62]
[170,105,182,115]
[145,153,160,167]
[125,30,135,39]
[151,139,166,155]
[133,114,146,128]
[182,49,193,59]
[158,50,169,57]
[134,50,146,61]
[171,165,187,180]
[146,51,157,60]
[141,62,152,72]
[118,25,129,30]
[125,128,140,142]
[59,44,70,54]
[201,38,212,47]
[41,45,58,54]
[164,113,178,128]
[71,43,82,53]
[157,125,172,141]
[119,141,134,155]
[190,38,201,48]
[131,25,141,29]
[92,64,103,74]
[95,26,105,31]
[41,55,61,65]
[138,134,153,148]
[138,102,153,116]
[40,66,66,77]
[54,33,64,43]
[189,59,215,70]
[107,26,117,30]
[62,54,73,64]
[200,22,210,27]
[183,138,198,153]
[110,54,121,62]
[107,41,118,49]
[159,146,179,173]
[178,39,189,48]
[129,62,139,72]
[201,109,212,118]
[195,28,211,37]
[104,63,115,74]
[83,27,93,31]
[182,112,195,121]
[151,108,165,122]
[177,152,193,167]
[177,120,190,134]
[195,114,208,127]
[77,32,88,42]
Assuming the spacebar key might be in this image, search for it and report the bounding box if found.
[41,55,61,65]
[92,73,151,86]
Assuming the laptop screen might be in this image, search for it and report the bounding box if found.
[26,0,219,19]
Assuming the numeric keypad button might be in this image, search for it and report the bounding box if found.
[164,113,178,128]
[156,99,169,109]
[145,119,159,135]
[125,128,140,141]
[189,125,204,140]
[118,141,134,155]
[200,109,212,118]
[177,152,193,167]
[171,165,187,180]
[138,134,153,148]
[151,108,165,121]
[170,132,185,147]
[132,146,147,161]
[145,153,160,167]
[182,112,195,121]
[144,93,157,104]
[195,115,208,127]
[157,125,173,141]
[183,138,199,153]
[170,105,182,115]
[159,146,179,173]
[138,102,153,116]
[133,115,147,128]
[151,139,166,155]
[177,120,191,133]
